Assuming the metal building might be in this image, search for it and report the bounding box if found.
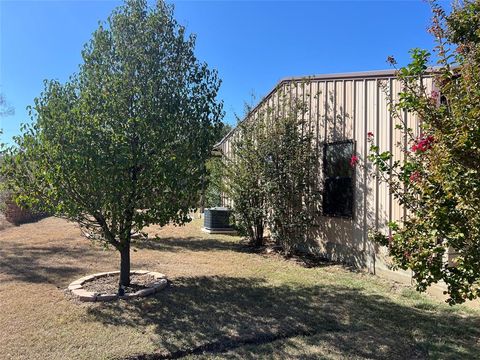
[214,69,438,286]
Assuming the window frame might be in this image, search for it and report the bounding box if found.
[322,139,356,219]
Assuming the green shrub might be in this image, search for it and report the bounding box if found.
[369,0,480,304]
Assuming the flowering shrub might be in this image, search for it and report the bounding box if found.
[369,0,480,305]
[411,135,435,153]
[350,155,359,167]
[409,171,421,183]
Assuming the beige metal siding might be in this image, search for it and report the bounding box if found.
[217,71,433,274]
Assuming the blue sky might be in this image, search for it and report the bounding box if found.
[1,0,447,144]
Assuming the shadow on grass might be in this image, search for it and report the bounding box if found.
[87,276,480,360]
[0,240,113,285]
[134,237,341,270]
[132,236,253,254]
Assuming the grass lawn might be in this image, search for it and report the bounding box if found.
[1,217,479,360]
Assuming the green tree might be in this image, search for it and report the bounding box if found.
[0,91,14,210]
[204,156,224,208]
[369,0,480,304]
[0,0,222,292]
[224,113,268,246]
[263,93,320,255]
[224,89,320,251]
[202,123,232,209]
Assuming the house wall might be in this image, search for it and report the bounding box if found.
[216,70,435,284]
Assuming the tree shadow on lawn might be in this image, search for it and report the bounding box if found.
[0,240,114,285]
[87,276,480,360]
[133,237,342,270]
[132,236,246,253]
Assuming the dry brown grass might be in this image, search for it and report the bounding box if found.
[1,217,479,360]
[0,213,12,231]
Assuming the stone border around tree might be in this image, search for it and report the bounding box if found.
[68,270,167,302]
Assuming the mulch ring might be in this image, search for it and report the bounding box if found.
[68,270,167,302]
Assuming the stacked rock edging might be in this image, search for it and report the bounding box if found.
[68,270,168,302]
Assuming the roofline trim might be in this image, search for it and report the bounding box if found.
[279,69,398,83]
[214,68,437,149]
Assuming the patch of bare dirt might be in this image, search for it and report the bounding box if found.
[82,273,156,294]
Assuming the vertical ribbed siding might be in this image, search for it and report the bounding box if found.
[219,73,433,270]
[354,79,366,256]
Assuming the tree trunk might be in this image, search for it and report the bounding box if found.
[247,225,255,244]
[200,171,205,216]
[252,222,264,247]
[119,241,131,294]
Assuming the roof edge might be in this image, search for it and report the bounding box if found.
[279,69,398,83]
[213,68,437,149]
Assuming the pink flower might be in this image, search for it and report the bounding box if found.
[409,171,421,183]
[367,131,374,138]
[350,154,359,167]
[429,91,440,105]
[411,135,434,153]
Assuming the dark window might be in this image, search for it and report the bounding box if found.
[323,141,355,218]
